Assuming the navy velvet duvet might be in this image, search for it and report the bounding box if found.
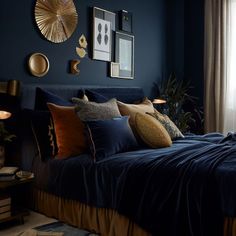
[38,133,236,236]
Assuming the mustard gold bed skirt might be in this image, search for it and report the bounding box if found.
[32,190,150,236]
[32,189,236,236]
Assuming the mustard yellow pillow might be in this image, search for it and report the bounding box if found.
[135,112,172,148]
[117,98,154,127]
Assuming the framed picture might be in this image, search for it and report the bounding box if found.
[115,32,134,79]
[92,7,116,62]
[119,10,132,33]
[110,62,120,77]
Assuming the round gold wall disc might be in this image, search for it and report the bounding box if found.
[35,0,78,43]
[28,53,50,77]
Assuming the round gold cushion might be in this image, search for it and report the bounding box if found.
[135,112,172,148]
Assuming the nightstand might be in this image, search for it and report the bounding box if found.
[0,174,34,226]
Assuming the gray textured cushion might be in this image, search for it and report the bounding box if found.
[72,98,121,121]
[147,109,184,140]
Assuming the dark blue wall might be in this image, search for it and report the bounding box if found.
[166,0,204,106]
[0,0,167,97]
[166,0,185,78]
[184,0,205,106]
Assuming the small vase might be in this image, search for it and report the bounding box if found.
[0,145,5,168]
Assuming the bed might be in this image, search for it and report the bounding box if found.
[18,84,236,236]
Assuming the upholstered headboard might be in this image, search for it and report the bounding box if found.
[18,84,145,171]
[21,84,145,109]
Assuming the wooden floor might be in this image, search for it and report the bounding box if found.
[0,211,57,236]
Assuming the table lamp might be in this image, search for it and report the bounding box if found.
[0,80,20,119]
[0,80,20,167]
[152,98,167,104]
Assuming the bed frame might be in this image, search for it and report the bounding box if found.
[19,84,236,236]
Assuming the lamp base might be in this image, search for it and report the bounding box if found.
[0,145,5,168]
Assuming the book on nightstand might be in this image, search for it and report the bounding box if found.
[0,167,18,176]
[0,167,18,181]
[0,211,11,220]
[0,195,11,207]
[0,195,11,220]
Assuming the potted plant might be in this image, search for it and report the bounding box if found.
[154,73,204,133]
[0,122,16,167]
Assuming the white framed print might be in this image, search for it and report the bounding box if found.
[92,7,116,62]
[115,32,134,79]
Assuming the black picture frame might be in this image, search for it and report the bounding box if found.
[119,10,132,33]
[92,7,116,62]
[115,32,134,79]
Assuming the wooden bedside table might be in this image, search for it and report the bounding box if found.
[0,174,34,225]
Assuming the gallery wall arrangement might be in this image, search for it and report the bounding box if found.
[0,0,204,101]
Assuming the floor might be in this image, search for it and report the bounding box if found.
[0,211,57,236]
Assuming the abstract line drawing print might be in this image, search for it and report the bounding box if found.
[94,18,111,61]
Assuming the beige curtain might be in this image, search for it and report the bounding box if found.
[204,0,230,133]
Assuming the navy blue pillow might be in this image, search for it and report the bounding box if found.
[23,109,58,160]
[35,87,73,110]
[77,89,108,103]
[85,116,138,161]
[85,89,108,103]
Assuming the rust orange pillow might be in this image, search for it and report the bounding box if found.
[47,103,87,159]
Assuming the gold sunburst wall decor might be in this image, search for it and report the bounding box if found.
[35,0,78,43]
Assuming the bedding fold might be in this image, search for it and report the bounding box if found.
[34,133,236,236]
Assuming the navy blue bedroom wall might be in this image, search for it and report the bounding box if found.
[184,0,205,106]
[0,0,166,97]
[166,0,204,106]
[166,0,185,78]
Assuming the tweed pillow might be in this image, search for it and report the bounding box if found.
[72,98,121,121]
[135,112,172,148]
[147,109,184,139]
[47,103,87,159]
[117,98,155,127]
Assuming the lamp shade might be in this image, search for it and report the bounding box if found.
[152,98,167,104]
[0,93,19,120]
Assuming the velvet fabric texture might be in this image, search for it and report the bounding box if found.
[72,98,121,121]
[35,87,73,110]
[135,113,172,148]
[147,109,184,140]
[76,88,144,104]
[25,109,57,160]
[31,111,57,159]
[85,116,138,161]
[33,190,150,236]
[47,103,87,159]
[78,89,108,103]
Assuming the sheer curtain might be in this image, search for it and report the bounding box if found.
[204,0,229,134]
[223,0,236,134]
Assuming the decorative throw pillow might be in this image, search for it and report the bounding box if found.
[26,109,58,160]
[77,89,109,103]
[117,98,155,127]
[147,109,184,139]
[135,112,172,148]
[72,98,121,121]
[85,89,108,102]
[47,103,87,159]
[85,116,138,161]
[35,87,73,110]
